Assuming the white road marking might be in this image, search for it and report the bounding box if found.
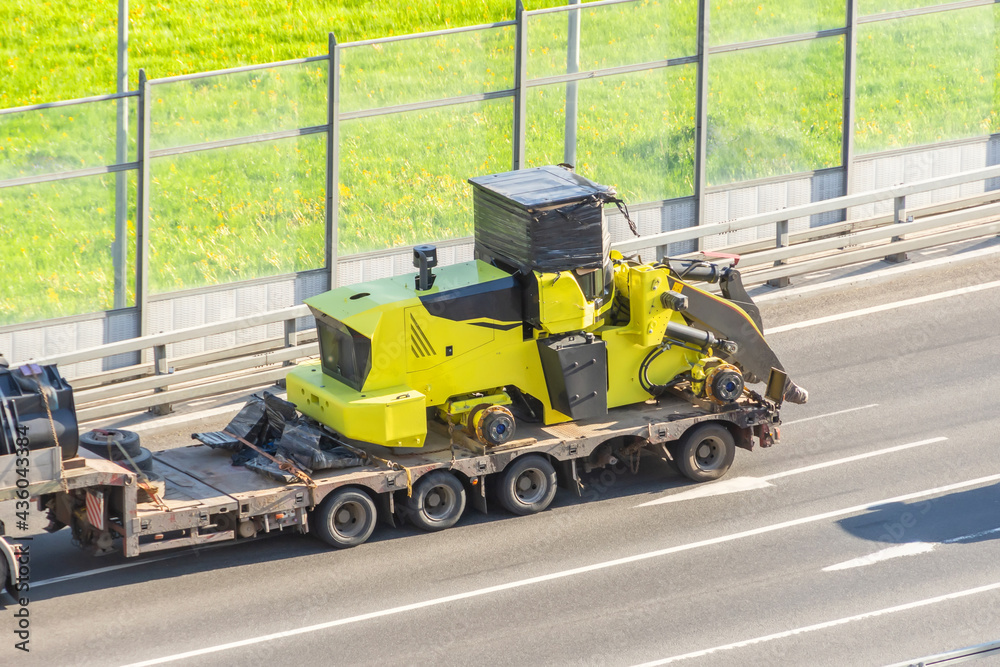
[33,554,187,589]
[636,477,773,506]
[764,279,1000,335]
[823,526,1000,572]
[944,526,1000,543]
[920,247,948,255]
[804,272,831,279]
[753,242,1000,304]
[121,473,1000,667]
[636,437,947,507]
[760,437,947,482]
[781,403,879,426]
[631,580,1000,666]
[823,542,936,571]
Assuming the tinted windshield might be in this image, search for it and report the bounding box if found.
[316,317,372,391]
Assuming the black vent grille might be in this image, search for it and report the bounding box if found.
[410,315,436,358]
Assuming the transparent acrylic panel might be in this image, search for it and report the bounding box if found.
[0,172,137,325]
[710,0,844,45]
[340,26,516,113]
[150,62,327,151]
[707,37,844,185]
[860,0,965,18]
[0,97,138,180]
[338,99,513,254]
[855,6,998,153]
[527,0,697,80]
[148,133,325,293]
[526,65,697,202]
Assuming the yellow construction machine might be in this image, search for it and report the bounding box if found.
[287,166,806,450]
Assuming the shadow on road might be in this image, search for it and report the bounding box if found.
[11,453,694,604]
[836,481,1000,546]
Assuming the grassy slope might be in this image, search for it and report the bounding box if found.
[0,1,997,324]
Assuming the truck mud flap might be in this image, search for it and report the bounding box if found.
[377,491,395,528]
[556,459,582,497]
[469,476,488,514]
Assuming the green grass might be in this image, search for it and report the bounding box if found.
[1,0,999,325]
[0,174,137,322]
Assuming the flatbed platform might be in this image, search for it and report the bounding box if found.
[0,390,779,569]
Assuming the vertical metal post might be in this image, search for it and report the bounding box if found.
[113,0,129,309]
[841,0,858,197]
[326,33,340,290]
[283,318,296,367]
[151,343,172,415]
[136,69,151,338]
[693,0,710,236]
[513,0,528,170]
[767,220,791,288]
[885,195,910,263]
[564,0,581,166]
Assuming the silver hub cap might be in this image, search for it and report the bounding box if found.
[425,486,454,520]
[333,501,365,538]
[514,469,545,504]
[695,437,724,470]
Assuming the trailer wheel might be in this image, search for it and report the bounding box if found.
[405,471,466,532]
[676,423,736,482]
[311,487,377,549]
[497,455,557,516]
[0,547,8,594]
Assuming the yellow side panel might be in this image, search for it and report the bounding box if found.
[404,305,495,372]
[603,329,701,408]
[405,334,571,425]
[363,308,408,392]
[604,262,702,408]
[537,271,595,334]
[287,363,426,448]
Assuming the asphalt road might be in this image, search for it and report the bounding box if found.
[2,247,1000,666]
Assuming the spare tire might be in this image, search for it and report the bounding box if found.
[80,429,142,459]
[114,447,155,475]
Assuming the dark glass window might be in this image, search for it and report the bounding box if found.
[317,318,372,392]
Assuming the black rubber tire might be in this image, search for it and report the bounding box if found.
[118,447,155,474]
[497,454,557,516]
[80,429,142,459]
[311,487,377,548]
[405,471,466,532]
[675,423,736,482]
[0,547,9,595]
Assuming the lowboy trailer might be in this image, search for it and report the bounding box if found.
[0,386,781,590]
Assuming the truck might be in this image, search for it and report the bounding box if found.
[0,365,785,589]
[0,165,801,590]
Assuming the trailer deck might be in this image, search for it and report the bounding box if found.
[0,390,779,583]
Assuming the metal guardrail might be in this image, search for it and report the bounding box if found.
[6,0,998,335]
[10,164,1000,423]
[613,162,1000,253]
[22,305,312,422]
[613,161,1000,288]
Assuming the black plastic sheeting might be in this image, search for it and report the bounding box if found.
[263,391,297,437]
[278,418,365,471]
[469,165,615,273]
[191,392,365,482]
[244,456,297,484]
